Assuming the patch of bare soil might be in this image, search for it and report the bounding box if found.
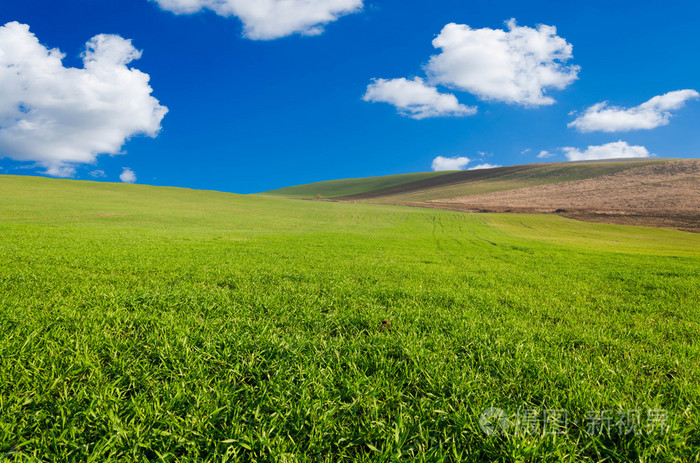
[422,159,700,232]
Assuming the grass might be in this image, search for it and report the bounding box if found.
[360,160,666,203]
[261,171,453,198]
[1,174,699,461]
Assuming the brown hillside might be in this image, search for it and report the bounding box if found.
[426,159,700,232]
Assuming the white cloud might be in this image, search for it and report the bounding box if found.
[432,156,471,171]
[120,167,137,183]
[520,148,531,154]
[568,89,699,133]
[363,77,476,120]
[537,150,555,159]
[153,0,363,40]
[468,163,501,170]
[425,19,579,106]
[89,170,106,178]
[0,22,167,177]
[562,141,652,161]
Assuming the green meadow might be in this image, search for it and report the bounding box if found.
[1,175,699,461]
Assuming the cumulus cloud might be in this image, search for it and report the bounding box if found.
[363,77,477,119]
[153,0,363,40]
[568,89,699,133]
[432,156,471,171]
[537,150,555,159]
[468,163,501,170]
[120,167,137,183]
[425,19,579,106]
[0,22,167,177]
[562,141,652,161]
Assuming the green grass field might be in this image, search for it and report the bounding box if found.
[1,175,699,461]
[262,171,452,198]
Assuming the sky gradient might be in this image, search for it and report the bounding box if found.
[1,0,699,193]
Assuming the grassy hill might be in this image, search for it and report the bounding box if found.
[261,171,453,198]
[261,159,700,232]
[1,174,699,461]
[351,160,667,202]
[262,160,666,201]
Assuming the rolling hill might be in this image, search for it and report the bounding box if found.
[263,158,700,232]
[262,171,453,198]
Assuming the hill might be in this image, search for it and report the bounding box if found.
[434,159,700,232]
[1,174,699,461]
[262,171,453,198]
[342,160,668,202]
[263,160,664,200]
[264,158,700,232]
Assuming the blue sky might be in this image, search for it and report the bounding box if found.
[1,0,699,193]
